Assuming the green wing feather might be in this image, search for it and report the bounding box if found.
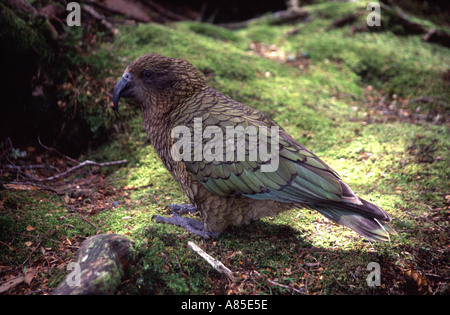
[181,89,343,203]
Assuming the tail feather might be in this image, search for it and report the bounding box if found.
[315,207,391,241]
[308,198,394,242]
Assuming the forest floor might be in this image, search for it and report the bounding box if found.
[1,1,449,295]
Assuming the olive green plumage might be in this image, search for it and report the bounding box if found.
[113,53,394,241]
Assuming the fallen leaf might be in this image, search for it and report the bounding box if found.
[24,241,33,247]
[26,225,35,232]
[24,268,38,286]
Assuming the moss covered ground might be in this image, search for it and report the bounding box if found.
[1,2,449,294]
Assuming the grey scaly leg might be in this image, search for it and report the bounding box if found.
[152,212,220,239]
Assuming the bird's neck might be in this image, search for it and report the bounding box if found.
[141,98,187,178]
[140,88,206,182]
[142,103,200,205]
[143,113,170,155]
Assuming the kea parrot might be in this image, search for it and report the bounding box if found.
[113,53,394,241]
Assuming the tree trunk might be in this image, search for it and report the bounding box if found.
[53,234,136,295]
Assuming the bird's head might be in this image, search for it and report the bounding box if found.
[113,53,206,114]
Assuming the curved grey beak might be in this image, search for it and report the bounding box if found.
[112,73,133,112]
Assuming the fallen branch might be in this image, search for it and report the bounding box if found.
[2,164,60,172]
[327,11,366,29]
[326,2,450,48]
[82,4,119,36]
[2,158,127,195]
[187,241,235,282]
[423,28,450,48]
[219,9,308,30]
[376,2,427,34]
[270,9,309,25]
[0,275,25,294]
[53,234,136,295]
[142,0,189,21]
[88,0,150,23]
[4,181,59,194]
[24,159,127,182]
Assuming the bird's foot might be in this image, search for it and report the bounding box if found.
[152,213,220,239]
[165,203,198,215]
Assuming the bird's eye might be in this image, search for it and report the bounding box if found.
[142,70,154,80]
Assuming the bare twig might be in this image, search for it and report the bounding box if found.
[253,270,304,294]
[187,241,235,282]
[80,216,98,233]
[142,0,189,21]
[38,137,79,165]
[152,194,162,206]
[82,4,119,35]
[20,230,51,269]
[28,159,127,182]
[327,11,365,29]
[2,164,61,173]
[2,157,127,196]
[65,204,98,233]
[419,213,445,232]
[5,181,59,194]
[219,9,308,29]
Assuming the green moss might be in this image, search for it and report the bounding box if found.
[0,190,95,267]
[176,21,240,42]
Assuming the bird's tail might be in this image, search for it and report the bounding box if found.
[309,198,396,242]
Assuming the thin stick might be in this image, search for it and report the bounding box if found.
[20,230,51,268]
[253,270,304,294]
[143,0,188,21]
[38,137,79,165]
[80,216,98,234]
[82,4,119,35]
[1,164,61,173]
[187,241,235,281]
[5,181,59,194]
[30,159,127,182]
